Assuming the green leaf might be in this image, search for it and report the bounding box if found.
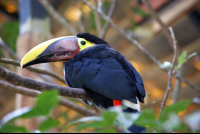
[194,129,200,133]
[173,65,179,69]
[187,52,197,60]
[74,121,106,131]
[0,124,29,133]
[39,118,60,132]
[18,90,60,118]
[69,109,118,132]
[173,122,190,132]
[97,127,117,133]
[17,107,43,118]
[2,0,8,4]
[102,111,118,126]
[130,18,136,31]
[134,109,160,129]
[35,90,59,116]
[73,122,95,131]
[1,21,19,52]
[178,51,187,64]
[160,100,192,121]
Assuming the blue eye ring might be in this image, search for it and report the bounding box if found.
[81,41,86,45]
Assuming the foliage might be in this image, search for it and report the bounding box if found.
[160,51,197,70]
[0,91,198,133]
[66,100,196,133]
[0,90,60,133]
[0,21,19,58]
[1,21,19,52]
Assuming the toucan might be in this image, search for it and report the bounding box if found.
[20,33,146,133]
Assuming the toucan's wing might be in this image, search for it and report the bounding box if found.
[64,45,145,103]
[65,56,138,103]
[110,49,146,103]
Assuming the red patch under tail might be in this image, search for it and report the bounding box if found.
[113,100,122,107]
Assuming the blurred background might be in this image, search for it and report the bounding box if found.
[0,0,200,132]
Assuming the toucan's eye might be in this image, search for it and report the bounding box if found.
[81,41,86,45]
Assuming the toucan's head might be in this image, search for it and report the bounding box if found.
[20,33,108,68]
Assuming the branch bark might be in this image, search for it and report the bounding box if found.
[0,58,65,84]
[0,66,92,101]
[158,27,177,120]
[0,80,95,116]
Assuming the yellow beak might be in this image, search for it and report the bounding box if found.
[21,36,80,68]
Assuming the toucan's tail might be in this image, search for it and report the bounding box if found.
[123,107,146,133]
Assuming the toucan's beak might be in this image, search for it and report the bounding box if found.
[21,36,80,69]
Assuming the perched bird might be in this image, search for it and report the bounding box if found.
[21,33,146,133]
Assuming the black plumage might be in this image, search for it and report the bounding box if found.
[64,33,145,108]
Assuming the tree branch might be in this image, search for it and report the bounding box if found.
[158,27,177,120]
[0,66,92,101]
[0,58,66,84]
[99,0,116,39]
[38,0,77,35]
[0,80,95,116]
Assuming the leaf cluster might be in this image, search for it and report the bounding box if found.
[0,90,60,133]
[0,90,199,133]
[160,51,197,70]
[67,100,197,133]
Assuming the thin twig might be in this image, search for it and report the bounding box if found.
[0,38,59,85]
[38,0,77,35]
[92,0,102,35]
[97,0,103,13]
[92,103,102,114]
[82,0,200,92]
[142,0,184,104]
[172,65,185,103]
[77,10,85,33]
[82,0,162,66]
[0,38,20,60]
[99,0,116,39]
[142,0,174,48]
[158,27,177,120]
[0,58,66,84]
[0,66,92,101]
[0,80,95,116]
